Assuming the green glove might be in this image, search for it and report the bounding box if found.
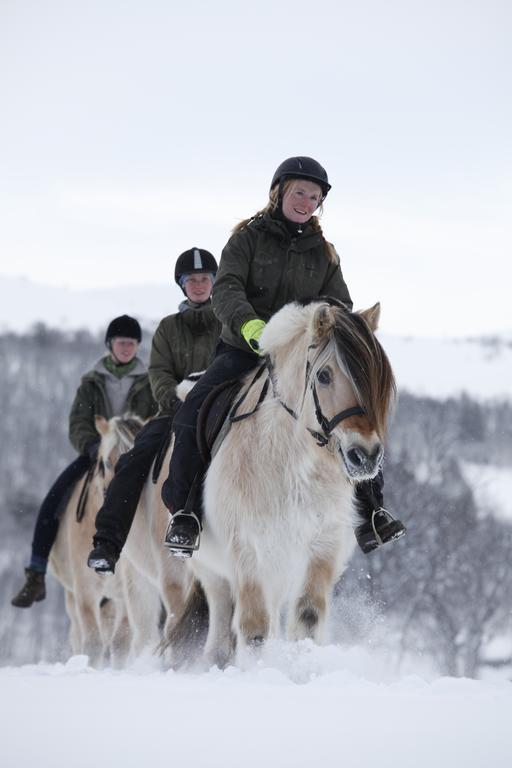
[241,318,266,355]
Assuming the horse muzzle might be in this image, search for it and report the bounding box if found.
[340,443,383,480]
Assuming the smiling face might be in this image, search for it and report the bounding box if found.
[281,179,323,224]
[183,272,214,304]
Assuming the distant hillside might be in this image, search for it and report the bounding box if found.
[1,276,511,401]
[0,276,182,334]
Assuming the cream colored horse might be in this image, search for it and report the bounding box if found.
[171,299,396,667]
[50,416,161,666]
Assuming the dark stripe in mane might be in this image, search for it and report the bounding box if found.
[331,309,396,437]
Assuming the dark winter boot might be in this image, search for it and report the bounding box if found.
[163,511,201,558]
[355,507,406,554]
[11,568,46,608]
[87,540,119,574]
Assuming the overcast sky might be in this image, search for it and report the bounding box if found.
[0,0,510,337]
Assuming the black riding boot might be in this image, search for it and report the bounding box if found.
[11,568,46,608]
[87,539,120,574]
[354,472,406,554]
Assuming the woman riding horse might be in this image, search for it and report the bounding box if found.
[87,249,220,573]
[11,315,157,608]
[163,156,406,556]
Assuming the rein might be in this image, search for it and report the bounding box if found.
[229,364,269,423]
[76,462,95,522]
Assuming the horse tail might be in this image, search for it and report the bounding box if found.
[163,579,209,668]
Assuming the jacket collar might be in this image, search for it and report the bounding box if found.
[255,213,325,251]
[178,300,217,333]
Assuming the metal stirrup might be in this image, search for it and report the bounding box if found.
[370,508,384,547]
[164,511,201,552]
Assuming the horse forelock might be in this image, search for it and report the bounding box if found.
[330,309,396,437]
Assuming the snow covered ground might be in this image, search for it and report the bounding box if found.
[2,644,512,768]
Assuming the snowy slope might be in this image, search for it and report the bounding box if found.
[1,276,511,401]
[0,276,181,335]
[1,646,511,768]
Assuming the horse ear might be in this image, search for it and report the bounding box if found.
[313,303,337,341]
[95,415,109,436]
[359,303,381,332]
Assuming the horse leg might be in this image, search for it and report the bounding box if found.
[98,596,131,668]
[199,569,234,669]
[65,590,81,655]
[122,571,161,660]
[234,578,270,650]
[109,610,132,667]
[75,597,105,666]
[288,556,336,643]
[162,579,189,629]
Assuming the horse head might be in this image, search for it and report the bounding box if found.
[260,298,396,482]
[94,414,145,492]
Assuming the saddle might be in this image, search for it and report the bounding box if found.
[196,377,244,465]
[185,364,268,516]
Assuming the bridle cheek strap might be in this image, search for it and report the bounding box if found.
[268,352,366,448]
[311,380,365,443]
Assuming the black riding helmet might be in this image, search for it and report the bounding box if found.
[174,247,218,290]
[270,156,331,199]
[104,315,142,346]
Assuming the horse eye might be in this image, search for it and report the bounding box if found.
[317,367,332,386]
[98,459,105,477]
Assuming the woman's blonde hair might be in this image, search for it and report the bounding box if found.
[232,180,337,263]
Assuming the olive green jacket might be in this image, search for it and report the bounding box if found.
[149,301,221,417]
[68,358,157,455]
[211,214,353,350]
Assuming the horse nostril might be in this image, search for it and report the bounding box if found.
[347,447,366,467]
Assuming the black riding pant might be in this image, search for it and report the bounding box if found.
[161,342,259,512]
[31,454,91,567]
[93,416,173,553]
